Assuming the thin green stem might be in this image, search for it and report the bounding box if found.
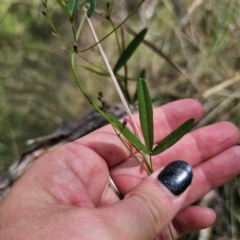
[138,150,153,174]
[76,13,87,41]
[110,19,121,54]
[71,52,92,104]
[78,0,144,52]
[71,21,78,46]
[74,53,137,85]
[107,1,121,55]
[71,51,104,117]
[149,155,153,173]
[121,28,130,103]
[113,128,150,175]
[45,5,71,50]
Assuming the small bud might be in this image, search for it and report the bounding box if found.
[41,9,46,16]
[122,118,128,127]
[98,92,103,98]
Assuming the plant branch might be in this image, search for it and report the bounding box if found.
[71,21,78,46]
[77,0,144,52]
[121,28,130,103]
[71,51,107,121]
[113,128,151,174]
[76,13,87,41]
[44,5,71,50]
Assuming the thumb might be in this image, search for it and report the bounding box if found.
[106,160,193,240]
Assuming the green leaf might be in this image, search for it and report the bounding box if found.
[137,78,154,152]
[79,0,96,18]
[68,0,80,18]
[85,0,96,18]
[152,118,196,156]
[108,114,150,154]
[132,69,146,104]
[56,0,71,19]
[113,28,148,74]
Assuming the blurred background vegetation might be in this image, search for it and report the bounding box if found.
[0,0,240,239]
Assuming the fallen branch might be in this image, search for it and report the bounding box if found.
[0,104,126,201]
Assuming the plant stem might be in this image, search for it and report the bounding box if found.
[121,28,131,103]
[71,21,78,46]
[113,128,150,174]
[76,13,87,41]
[78,0,144,52]
[149,155,153,173]
[45,5,71,50]
[71,51,103,117]
[107,1,121,55]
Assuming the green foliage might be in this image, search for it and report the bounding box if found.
[152,118,196,156]
[1,1,240,237]
[109,77,195,175]
[81,0,96,18]
[137,78,153,152]
[56,0,71,19]
[136,78,195,159]
[56,0,96,20]
[67,0,80,18]
[113,28,148,74]
[107,114,149,154]
[137,78,195,159]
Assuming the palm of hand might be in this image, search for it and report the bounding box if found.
[1,99,239,239]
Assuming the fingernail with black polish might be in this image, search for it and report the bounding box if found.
[157,160,193,196]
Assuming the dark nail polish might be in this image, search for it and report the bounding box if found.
[157,160,193,196]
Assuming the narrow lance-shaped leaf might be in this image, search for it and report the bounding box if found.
[68,0,80,18]
[56,0,71,19]
[137,78,154,152]
[113,28,148,74]
[152,118,196,156]
[108,114,150,154]
[132,69,146,104]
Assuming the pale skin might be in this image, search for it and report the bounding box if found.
[0,99,239,240]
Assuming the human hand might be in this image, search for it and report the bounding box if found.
[0,99,239,240]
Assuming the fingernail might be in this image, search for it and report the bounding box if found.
[157,160,193,196]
